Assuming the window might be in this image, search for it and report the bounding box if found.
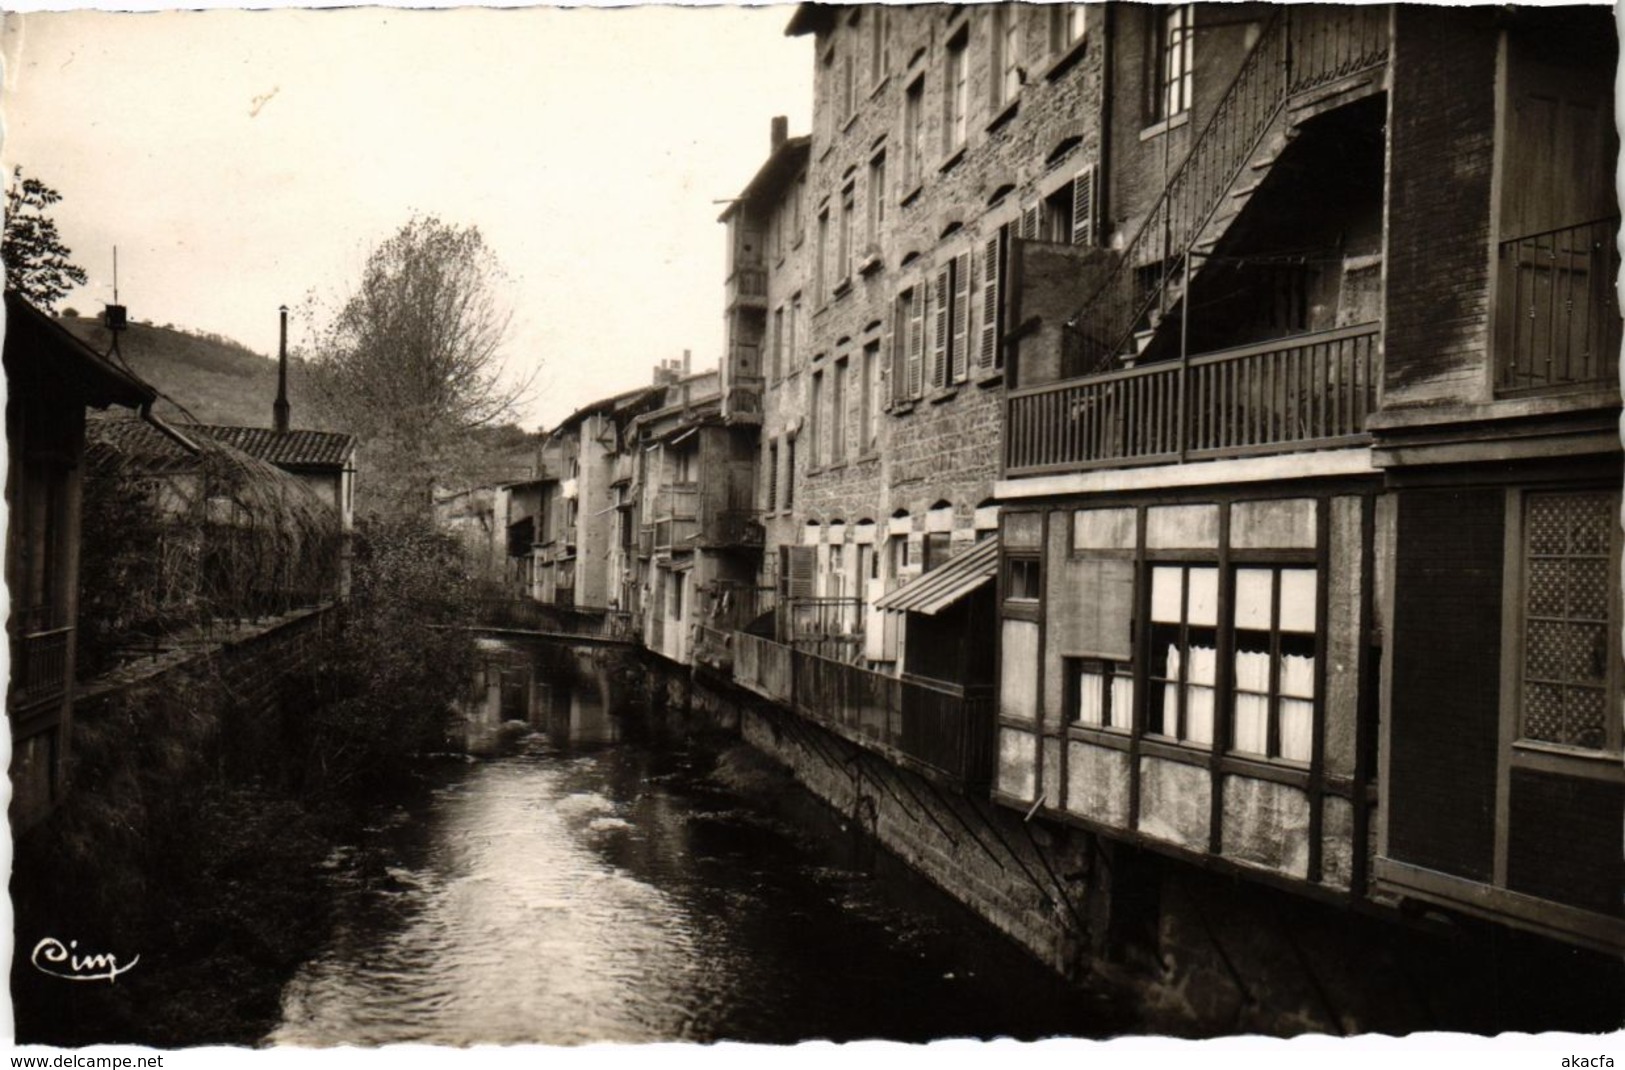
[1043,183,1075,244]
[816,209,830,303]
[859,340,878,453]
[842,51,856,122]
[1049,4,1085,54]
[978,226,1007,371]
[944,30,969,155]
[831,357,848,463]
[923,532,952,572]
[1148,565,1219,746]
[1230,567,1317,763]
[870,6,888,87]
[1155,5,1194,122]
[838,183,856,285]
[766,442,779,512]
[903,77,925,190]
[892,285,925,402]
[891,533,911,579]
[809,369,823,466]
[1071,658,1134,732]
[790,293,802,370]
[821,46,836,143]
[793,175,805,243]
[1517,490,1619,752]
[829,544,846,600]
[867,151,887,247]
[929,252,973,388]
[784,436,796,509]
[670,570,685,621]
[1041,167,1098,246]
[1005,557,1040,601]
[992,6,1024,109]
[771,306,785,381]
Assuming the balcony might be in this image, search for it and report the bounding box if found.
[725,374,765,426]
[10,626,72,710]
[733,632,995,790]
[652,483,700,552]
[475,599,636,642]
[726,264,769,311]
[1494,218,1621,396]
[1005,323,1379,477]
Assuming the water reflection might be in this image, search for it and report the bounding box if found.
[453,639,621,755]
[271,638,1127,1046]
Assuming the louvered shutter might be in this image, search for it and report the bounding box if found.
[978,231,1002,370]
[891,297,908,404]
[930,266,950,388]
[1071,164,1098,246]
[951,251,971,383]
[906,287,925,398]
[1020,204,1040,239]
[787,545,817,600]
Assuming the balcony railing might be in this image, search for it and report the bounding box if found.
[11,626,72,709]
[733,633,994,789]
[710,509,765,549]
[782,597,865,662]
[725,375,765,423]
[728,265,769,308]
[653,483,701,551]
[1495,218,1621,395]
[1006,323,1379,476]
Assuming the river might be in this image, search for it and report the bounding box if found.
[268,637,1132,1046]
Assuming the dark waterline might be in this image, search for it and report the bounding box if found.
[270,638,1132,1046]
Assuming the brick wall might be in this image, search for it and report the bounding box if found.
[1382,6,1499,409]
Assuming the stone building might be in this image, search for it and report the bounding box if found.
[718,1,1621,1029]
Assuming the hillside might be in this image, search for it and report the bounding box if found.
[54,314,538,485]
[57,314,297,429]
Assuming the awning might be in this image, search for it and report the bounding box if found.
[874,534,1000,616]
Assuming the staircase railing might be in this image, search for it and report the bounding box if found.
[1070,6,1389,372]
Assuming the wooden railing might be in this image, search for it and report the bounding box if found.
[1495,217,1621,395]
[11,626,72,709]
[1006,323,1378,476]
[729,265,768,305]
[653,483,700,551]
[1072,6,1390,371]
[733,632,994,789]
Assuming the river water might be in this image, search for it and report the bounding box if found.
[269,638,1130,1046]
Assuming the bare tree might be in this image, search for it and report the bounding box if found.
[303,216,534,517]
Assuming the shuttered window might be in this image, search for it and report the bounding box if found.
[1071,164,1098,246]
[978,228,1006,371]
[950,251,972,383]
[930,266,951,388]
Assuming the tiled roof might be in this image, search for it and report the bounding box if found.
[86,413,198,475]
[193,425,356,468]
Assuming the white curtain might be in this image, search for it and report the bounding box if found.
[1109,675,1135,731]
[1278,653,1316,762]
[1232,649,1272,755]
[1161,644,1182,737]
[1184,645,1217,744]
[1077,670,1105,726]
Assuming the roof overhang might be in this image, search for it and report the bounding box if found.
[874,535,1000,616]
[3,291,157,410]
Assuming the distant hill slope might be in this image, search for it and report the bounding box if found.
[56,315,295,428]
[53,314,538,486]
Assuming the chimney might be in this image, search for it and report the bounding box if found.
[682,348,692,376]
[770,115,788,152]
[273,305,291,433]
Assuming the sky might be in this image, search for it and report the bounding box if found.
[0,4,813,430]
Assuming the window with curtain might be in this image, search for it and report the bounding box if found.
[1148,565,1219,745]
[1230,567,1317,763]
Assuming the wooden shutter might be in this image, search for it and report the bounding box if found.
[1020,203,1041,240]
[978,231,1002,370]
[787,545,817,600]
[930,266,951,388]
[951,251,971,382]
[891,297,909,404]
[1071,164,1098,246]
[907,287,926,398]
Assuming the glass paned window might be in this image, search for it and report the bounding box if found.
[1230,567,1317,763]
[1074,658,1134,732]
[1006,557,1040,601]
[1149,565,1219,746]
